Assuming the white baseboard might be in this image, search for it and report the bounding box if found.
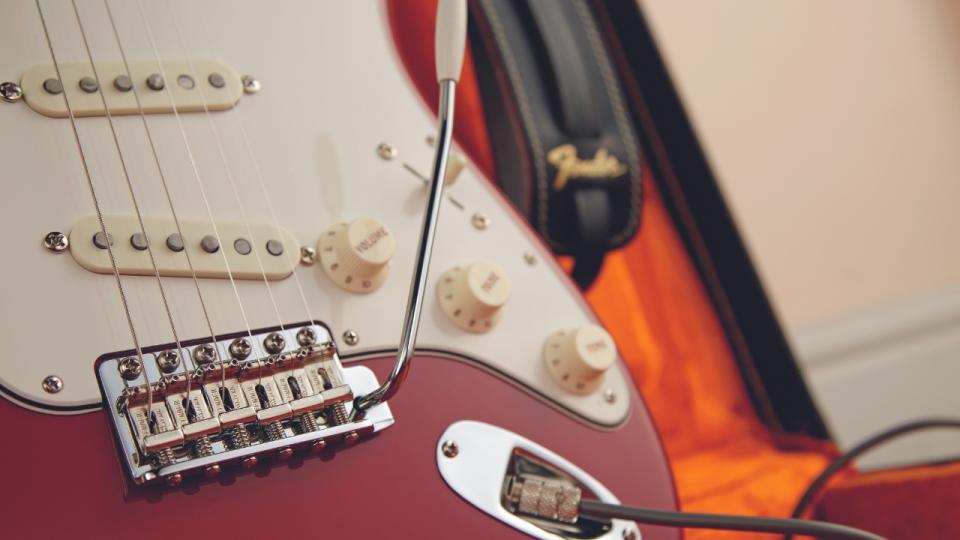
[790,288,960,470]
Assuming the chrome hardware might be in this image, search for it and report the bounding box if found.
[441,440,459,458]
[353,78,458,417]
[96,322,394,485]
[603,388,616,404]
[342,329,359,346]
[297,327,317,346]
[523,251,537,266]
[43,231,69,253]
[0,81,23,102]
[436,421,640,540]
[118,357,142,380]
[299,246,317,266]
[241,75,261,94]
[192,343,217,365]
[156,350,181,373]
[229,338,252,360]
[263,332,285,354]
[376,142,398,161]
[41,375,63,394]
[471,212,490,230]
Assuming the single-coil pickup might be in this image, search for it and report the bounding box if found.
[70,215,298,280]
[20,59,244,118]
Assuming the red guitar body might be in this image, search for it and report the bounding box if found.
[2,355,678,539]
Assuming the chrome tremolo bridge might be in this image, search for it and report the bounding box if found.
[96,321,394,486]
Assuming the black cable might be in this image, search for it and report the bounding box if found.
[784,418,960,539]
[579,499,884,540]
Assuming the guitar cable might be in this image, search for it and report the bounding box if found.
[578,499,883,540]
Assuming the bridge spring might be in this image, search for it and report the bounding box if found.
[329,402,349,426]
[224,425,251,449]
[264,421,285,441]
[193,435,214,457]
[155,447,176,467]
[299,412,319,433]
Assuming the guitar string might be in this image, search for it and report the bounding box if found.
[102,0,225,403]
[191,5,318,337]
[68,0,194,410]
[162,1,292,387]
[131,0,265,392]
[32,0,156,415]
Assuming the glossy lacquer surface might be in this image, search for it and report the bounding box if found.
[0,355,678,539]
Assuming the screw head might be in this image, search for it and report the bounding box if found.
[43,231,69,253]
[310,439,327,452]
[241,456,258,469]
[300,246,317,265]
[376,142,398,161]
[192,343,218,365]
[342,329,359,346]
[523,251,537,265]
[156,350,181,373]
[603,388,617,404]
[297,327,318,346]
[441,440,459,458]
[229,338,252,360]
[0,81,23,102]
[263,332,286,354]
[344,432,360,446]
[277,447,294,460]
[622,529,638,540]
[118,357,143,380]
[42,375,63,394]
[471,212,491,230]
[204,464,221,478]
[241,75,261,94]
[165,473,183,487]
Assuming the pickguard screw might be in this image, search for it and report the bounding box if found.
[0,81,23,103]
[441,440,459,458]
[43,231,69,253]
[376,142,398,161]
[118,357,143,380]
[241,75,261,94]
[42,375,63,394]
[471,212,490,230]
[300,246,317,266]
[603,388,617,404]
[342,329,359,346]
[523,251,537,265]
[622,529,638,540]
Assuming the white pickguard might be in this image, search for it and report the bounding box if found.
[0,0,631,425]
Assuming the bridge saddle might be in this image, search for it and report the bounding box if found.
[97,321,394,485]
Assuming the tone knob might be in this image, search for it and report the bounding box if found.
[437,261,511,333]
[544,325,617,395]
[318,217,395,293]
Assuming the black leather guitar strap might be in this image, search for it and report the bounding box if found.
[470,0,643,289]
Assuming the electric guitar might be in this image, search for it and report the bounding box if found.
[0,1,677,538]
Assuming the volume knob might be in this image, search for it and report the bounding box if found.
[544,325,617,395]
[318,217,395,293]
[437,261,511,333]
